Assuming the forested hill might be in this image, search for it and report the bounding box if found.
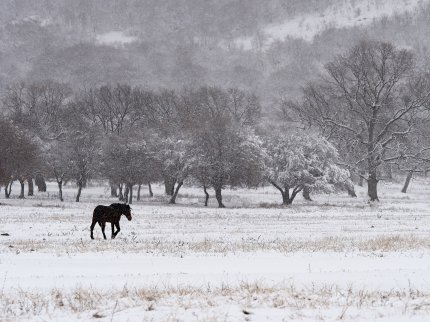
[1,0,430,105]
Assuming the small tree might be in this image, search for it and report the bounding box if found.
[69,131,98,202]
[44,141,72,202]
[391,118,430,193]
[264,133,352,205]
[190,128,264,208]
[156,136,192,204]
[0,119,14,194]
[0,118,40,198]
[102,136,158,204]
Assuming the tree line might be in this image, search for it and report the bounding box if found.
[0,81,352,207]
[1,40,429,206]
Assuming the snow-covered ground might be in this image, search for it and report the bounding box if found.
[1,180,430,321]
[237,0,430,49]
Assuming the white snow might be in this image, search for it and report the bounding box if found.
[1,180,430,321]
[11,15,52,27]
[96,31,137,47]
[237,0,429,50]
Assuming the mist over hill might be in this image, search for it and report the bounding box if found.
[1,0,430,106]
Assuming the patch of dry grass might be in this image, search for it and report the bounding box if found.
[2,234,429,255]
[2,282,430,321]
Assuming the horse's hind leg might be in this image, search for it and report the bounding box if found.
[90,219,97,240]
[101,222,107,240]
[111,223,115,239]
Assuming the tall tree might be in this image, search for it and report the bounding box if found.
[290,40,430,201]
[184,87,264,207]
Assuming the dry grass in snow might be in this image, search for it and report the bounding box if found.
[1,179,430,321]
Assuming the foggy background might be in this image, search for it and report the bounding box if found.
[1,0,429,106]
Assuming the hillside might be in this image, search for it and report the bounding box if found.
[1,0,430,107]
[238,0,428,49]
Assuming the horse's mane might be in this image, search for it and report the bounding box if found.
[110,203,131,211]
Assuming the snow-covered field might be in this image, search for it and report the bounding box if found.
[1,180,430,321]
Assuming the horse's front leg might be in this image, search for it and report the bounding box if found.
[101,222,107,240]
[114,222,120,238]
[111,222,115,239]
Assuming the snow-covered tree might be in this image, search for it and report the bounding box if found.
[156,136,192,204]
[264,133,352,205]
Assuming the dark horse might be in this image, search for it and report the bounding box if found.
[90,203,132,240]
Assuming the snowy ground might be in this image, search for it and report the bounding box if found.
[1,180,430,321]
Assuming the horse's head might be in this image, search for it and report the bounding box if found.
[110,203,132,221]
[124,204,132,221]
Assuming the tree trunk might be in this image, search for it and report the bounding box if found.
[35,175,47,192]
[281,189,290,205]
[358,172,364,187]
[169,181,183,204]
[347,186,357,197]
[110,184,118,198]
[367,173,379,201]
[270,181,288,205]
[401,171,413,193]
[148,182,153,197]
[76,182,83,202]
[215,186,225,208]
[386,164,393,180]
[303,186,312,201]
[118,184,124,201]
[124,185,130,203]
[27,177,34,196]
[270,181,291,205]
[137,184,141,201]
[164,178,176,196]
[289,187,302,205]
[18,179,25,199]
[57,181,64,202]
[5,181,12,198]
[203,185,209,206]
[128,184,134,204]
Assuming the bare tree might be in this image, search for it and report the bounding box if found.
[44,142,72,202]
[102,134,159,204]
[68,130,98,203]
[290,40,430,201]
[3,80,71,140]
[0,118,40,198]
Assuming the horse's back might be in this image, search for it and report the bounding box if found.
[93,205,109,218]
[92,205,121,223]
